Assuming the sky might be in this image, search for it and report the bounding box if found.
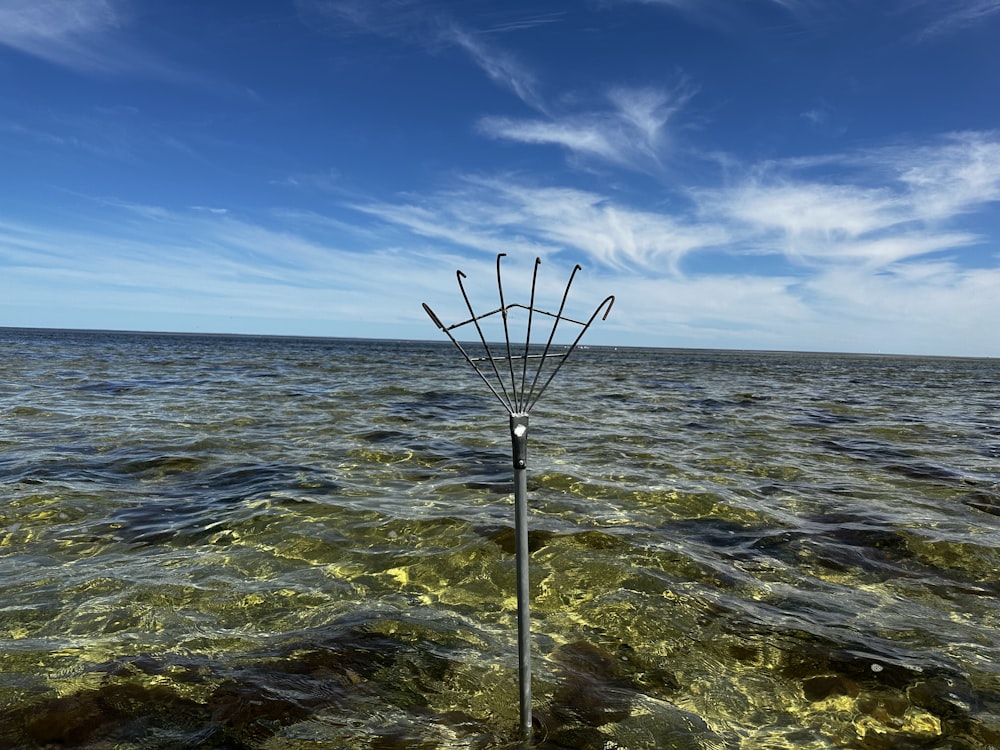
[1,0,999,356]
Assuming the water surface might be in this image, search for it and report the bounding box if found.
[1,328,999,748]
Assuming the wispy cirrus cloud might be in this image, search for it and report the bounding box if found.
[298,2,694,165]
[351,175,729,272]
[627,0,1000,40]
[912,0,1000,38]
[296,0,548,110]
[611,0,814,29]
[334,130,1000,352]
[890,131,1000,218]
[0,0,124,71]
[0,0,201,80]
[446,25,544,111]
[697,131,1000,268]
[0,205,464,335]
[479,84,695,172]
[339,131,1000,279]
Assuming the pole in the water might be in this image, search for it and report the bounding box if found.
[422,253,614,740]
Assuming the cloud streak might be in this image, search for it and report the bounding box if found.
[694,131,1000,269]
[446,25,544,111]
[297,0,548,110]
[479,84,694,172]
[914,0,1000,38]
[345,132,1000,280]
[352,176,729,272]
[0,0,125,71]
[0,0,215,85]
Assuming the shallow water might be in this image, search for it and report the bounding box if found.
[1,328,999,749]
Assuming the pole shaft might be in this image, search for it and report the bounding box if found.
[509,414,532,739]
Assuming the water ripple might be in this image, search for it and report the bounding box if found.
[1,330,999,748]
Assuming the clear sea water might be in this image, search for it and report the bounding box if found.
[1,327,999,749]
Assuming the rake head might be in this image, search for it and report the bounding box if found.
[422,253,615,416]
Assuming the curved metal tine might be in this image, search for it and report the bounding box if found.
[523,294,615,414]
[422,303,512,412]
[519,258,542,414]
[495,254,521,414]
[523,263,582,411]
[457,267,515,414]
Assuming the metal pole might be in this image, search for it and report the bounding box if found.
[509,413,532,739]
[422,255,613,743]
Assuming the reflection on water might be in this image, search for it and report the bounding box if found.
[1,329,999,748]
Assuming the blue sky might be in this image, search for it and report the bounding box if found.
[1,0,999,355]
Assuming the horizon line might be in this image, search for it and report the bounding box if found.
[2,325,995,361]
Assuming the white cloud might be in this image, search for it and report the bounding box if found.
[0,0,139,73]
[353,177,729,272]
[332,130,1000,354]
[0,0,120,70]
[804,262,1000,353]
[0,208,465,336]
[716,182,906,239]
[612,0,811,28]
[0,0,203,81]
[348,132,1000,280]
[446,26,544,111]
[479,84,693,172]
[297,0,547,110]
[891,132,1000,219]
[697,131,1000,269]
[915,0,1000,38]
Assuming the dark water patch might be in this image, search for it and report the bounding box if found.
[791,408,864,427]
[819,437,914,463]
[682,420,711,430]
[802,513,913,572]
[70,374,194,395]
[389,389,493,422]
[74,380,140,395]
[3,460,118,486]
[9,682,210,748]
[535,640,715,750]
[0,618,485,749]
[882,461,966,484]
[359,428,413,443]
[198,462,338,496]
[463,479,513,493]
[105,496,255,546]
[108,452,208,478]
[732,392,771,405]
[98,462,340,546]
[963,490,1000,517]
[665,517,771,557]
[595,392,631,402]
[478,525,557,554]
[407,439,505,468]
[819,438,969,486]
[687,397,732,413]
[548,641,637,727]
[666,513,921,584]
[684,393,772,415]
